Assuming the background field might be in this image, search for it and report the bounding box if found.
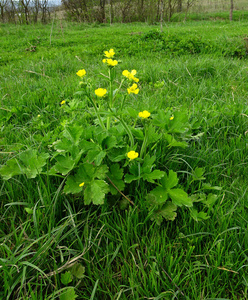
[1,18,248,300]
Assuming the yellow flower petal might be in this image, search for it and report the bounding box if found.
[76,69,86,78]
[127,151,139,160]
[95,88,107,97]
[122,70,129,77]
[127,83,139,94]
[138,110,151,119]
[104,49,115,58]
[60,100,66,105]
[79,182,85,187]
[170,116,174,120]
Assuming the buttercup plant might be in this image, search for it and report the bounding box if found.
[0,49,220,224]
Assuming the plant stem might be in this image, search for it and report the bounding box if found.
[140,123,148,159]
[87,94,106,130]
[107,68,114,130]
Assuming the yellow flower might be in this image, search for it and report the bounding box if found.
[95,88,107,97]
[104,48,115,58]
[127,83,139,94]
[170,116,174,121]
[122,69,139,82]
[138,110,151,119]
[127,151,139,160]
[37,114,41,117]
[79,182,85,187]
[103,58,118,67]
[76,69,86,78]
[60,100,66,105]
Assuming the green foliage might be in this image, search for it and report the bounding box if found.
[2,21,248,300]
[0,49,218,224]
[135,30,247,58]
[69,263,85,279]
[59,287,77,300]
[0,150,49,180]
[61,272,73,285]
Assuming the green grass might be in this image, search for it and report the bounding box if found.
[1,20,248,299]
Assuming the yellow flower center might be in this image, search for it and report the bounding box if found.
[95,88,107,97]
[138,110,151,119]
[127,151,139,160]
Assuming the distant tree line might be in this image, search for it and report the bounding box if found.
[0,0,236,24]
[0,0,51,23]
[60,0,200,23]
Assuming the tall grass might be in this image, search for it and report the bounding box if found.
[1,21,248,299]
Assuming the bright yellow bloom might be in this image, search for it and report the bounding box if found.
[122,69,139,82]
[127,151,139,160]
[170,116,174,121]
[104,49,115,58]
[138,110,151,119]
[76,69,86,78]
[79,182,85,187]
[37,114,41,117]
[60,100,66,105]
[127,83,139,94]
[95,88,107,97]
[103,58,118,67]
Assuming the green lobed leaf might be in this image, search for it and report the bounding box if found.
[0,150,49,180]
[167,110,189,134]
[60,287,77,300]
[70,263,85,279]
[160,201,177,221]
[102,136,117,150]
[152,110,171,128]
[19,150,49,178]
[75,163,95,182]
[168,188,193,207]
[146,186,169,206]
[84,180,109,205]
[192,167,206,181]
[161,170,178,190]
[142,169,165,183]
[0,157,24,180]
[63,125,83,144]
[190,208,210,222]
[64,176,82,194]
[151,201,177,225]
[146,125,161,146]
[202,193,218,207]
[94,164,109,180]
[124,173,140,184]
[202,183,222,191]
[131,128,144,140]
[142,155,156,173]
[107,146,128,162]
[61,271,73,285]
[107,164,125,195]
[54,155,75,175]
[164,133,188,148]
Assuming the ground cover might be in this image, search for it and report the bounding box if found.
[0,21,248,299]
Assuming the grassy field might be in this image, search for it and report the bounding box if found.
[1,19,248,300]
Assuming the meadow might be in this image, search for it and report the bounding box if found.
[0,18,248,299]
